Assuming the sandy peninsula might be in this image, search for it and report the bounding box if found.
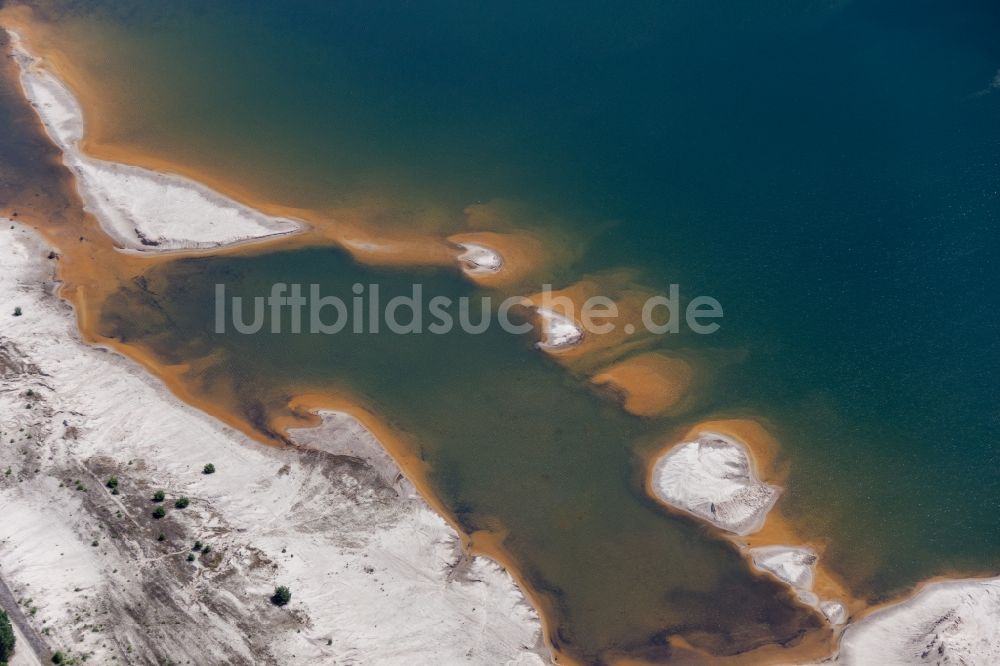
[8,31,302,252]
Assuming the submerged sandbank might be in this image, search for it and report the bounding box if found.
[590,352,693,417]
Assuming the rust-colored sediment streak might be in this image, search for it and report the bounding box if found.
[0,14,837,665]
[591,352,694,417]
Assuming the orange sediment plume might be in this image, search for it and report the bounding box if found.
[591,351,694,417]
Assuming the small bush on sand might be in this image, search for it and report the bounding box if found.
[152,506,166,519]
[152,490,165,503]
[174,497,190,509]
[0,610,15,663]
[12,307,22,317]
[52,651,65,664]
[202,463,215,475]
[271,586,291,607]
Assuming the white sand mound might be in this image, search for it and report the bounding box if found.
[456,242,503,274]
[535,307,583,350]
[649,432,779,536]
[751,545,817,594]
[749,545,846,624]
[821,600,848,626]
[835,578,1000,665]
[8,31,302,252]
[0,222,544,664]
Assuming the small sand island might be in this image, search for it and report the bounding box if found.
[649,432,780,536]
[533,307,584,350]
[455,241,503,275]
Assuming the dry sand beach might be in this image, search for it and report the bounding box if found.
[0,220,545,665]
[1,12,999,666]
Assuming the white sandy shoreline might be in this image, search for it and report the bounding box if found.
[833,577,1000,665]
[0,221,546,664]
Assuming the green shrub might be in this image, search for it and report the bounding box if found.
[0,610,14,663]
[174,497,190,509]
[52,651,65,664]
[152,506,166,519]
[202,463,215,475]
[105,477,118,490]
[192,540,202,552]
[186,553,195,562]
[152,490,165,503]
[270,586,291,607]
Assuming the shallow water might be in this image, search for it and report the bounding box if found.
[5,0,1000,661]
[98,249,823,661]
